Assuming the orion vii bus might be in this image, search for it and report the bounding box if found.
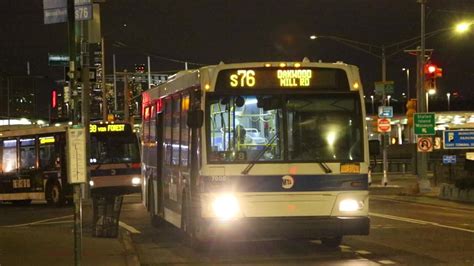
[0,122,141,206]
[141,59,370,247]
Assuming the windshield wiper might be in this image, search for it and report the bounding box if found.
[318,162,332,173]
[241,133,278,175]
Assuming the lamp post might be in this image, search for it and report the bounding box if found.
[387,95,392,106]
[402,68,410,100]
[446,92,451,111]
[370,95,375,115]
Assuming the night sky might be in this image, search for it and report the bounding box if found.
[1,0,474,116]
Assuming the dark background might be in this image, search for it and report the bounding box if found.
[1,0,473,119]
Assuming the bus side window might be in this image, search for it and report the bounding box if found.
[2,139,18,173]
[20,138,36,170]
[39,136,58,170]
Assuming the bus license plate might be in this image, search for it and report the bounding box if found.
[12,179,31,189]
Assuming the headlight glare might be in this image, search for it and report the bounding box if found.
[212,194,240,221]
[339,199,363,212]
[132,177,141,185]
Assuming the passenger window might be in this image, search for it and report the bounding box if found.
[20,138,36,170]
[39,136,58,170]
[172,97,181,165]
[164,98,172,165]
[181,94,190,167]
[1,139,17,173]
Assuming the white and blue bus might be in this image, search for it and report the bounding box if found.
[141,60,370,247]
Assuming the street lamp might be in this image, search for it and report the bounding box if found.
[370,95,375,115]
[387,95,392,106]
[447,92,451,111]
[402,68,410,100]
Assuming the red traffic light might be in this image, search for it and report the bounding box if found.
[424,63,437,74]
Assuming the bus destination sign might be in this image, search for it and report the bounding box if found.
[215,67,349,91]
[90,123,128,133]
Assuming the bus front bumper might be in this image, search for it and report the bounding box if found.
[195,216,370,241]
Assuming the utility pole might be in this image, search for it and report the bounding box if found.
[417,0,431,192]
[381,45,389,186]
[123,69,129,122]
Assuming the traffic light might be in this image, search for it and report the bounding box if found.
[424,63,443,91]
[406,99,417,127]
[134,64,145,73]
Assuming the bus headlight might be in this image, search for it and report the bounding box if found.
[339,199,363,212]
[131,177,141,185]
[212,194,240,221]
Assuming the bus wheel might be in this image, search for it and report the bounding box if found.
[12,200,32,206]
[321,236,343,248]
[46,181,64,207]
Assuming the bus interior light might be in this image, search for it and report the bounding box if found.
[279,63,286,68]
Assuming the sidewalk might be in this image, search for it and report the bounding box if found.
[0,199,135,266]
[369,172,474,210]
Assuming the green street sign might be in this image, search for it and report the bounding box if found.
[414,113,435,135]
[374,81,394,95]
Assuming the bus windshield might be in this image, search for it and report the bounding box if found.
[207,93,363,163]
[90,134,140,164]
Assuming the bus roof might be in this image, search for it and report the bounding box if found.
[0,125,67,138]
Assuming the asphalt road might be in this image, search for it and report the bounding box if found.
[1,194,474,265]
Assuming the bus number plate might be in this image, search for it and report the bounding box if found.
[340,164,360,174]
[12,179,31,189]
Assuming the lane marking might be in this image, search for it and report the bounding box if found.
[370,212,474,233]
[371,196,474,213]
[1,215,73,228]
[378,260,397,264]
[119,221,141,234]
[356,250,372,255]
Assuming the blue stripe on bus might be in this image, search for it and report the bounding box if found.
[200,174,368,193]
[90,168,140,177]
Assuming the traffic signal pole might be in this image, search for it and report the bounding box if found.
[416,0,431,192]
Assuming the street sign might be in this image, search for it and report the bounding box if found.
[65,66,97,82]
[417,136,433,152]
[378,106,393,118]
[374,81,394,95]
[43,0,92,25]
[443,130,474,149]
[48,53,69,66]
[414,113,435,135]
[377,118,391,133]
[442,155,456,164]
[434,136,441,149]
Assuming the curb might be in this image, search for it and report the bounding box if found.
[119,229,140,266]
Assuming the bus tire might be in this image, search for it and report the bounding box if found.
[46,181,64,207]
[321,236,343,248]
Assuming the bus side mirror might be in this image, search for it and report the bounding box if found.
[369,139,380,156]
[187,110,204,128]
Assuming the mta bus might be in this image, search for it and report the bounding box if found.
[0,122,141,206]
[141,60,369,247]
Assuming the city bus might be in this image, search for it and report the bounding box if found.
[0,121,141,206]
[141,60,370,247]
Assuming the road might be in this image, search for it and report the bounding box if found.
[1,194,474,265]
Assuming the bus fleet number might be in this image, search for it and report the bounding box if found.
[12,179,31,189]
